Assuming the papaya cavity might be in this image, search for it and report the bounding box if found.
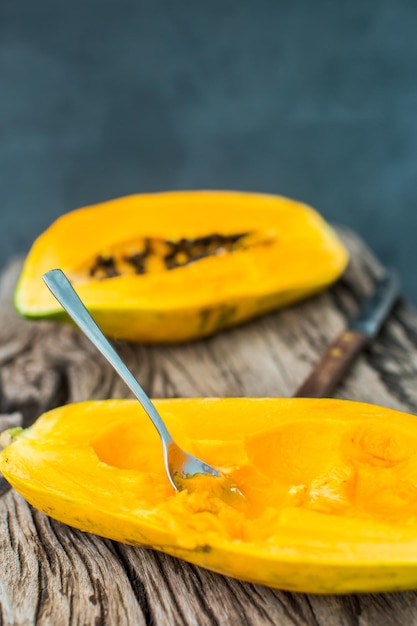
[80,231,276,282]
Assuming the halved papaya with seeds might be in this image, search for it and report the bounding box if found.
[14,190,348,343]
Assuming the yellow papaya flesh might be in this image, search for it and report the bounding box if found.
[2,398,417,593]
[14,190,348,342]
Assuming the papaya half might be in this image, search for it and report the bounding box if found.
[2,397,417,593]
[15,191,348,342]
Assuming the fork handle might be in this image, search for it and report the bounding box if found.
[42,269,173,443]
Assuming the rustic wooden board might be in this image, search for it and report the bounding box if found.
[2,230,417,625]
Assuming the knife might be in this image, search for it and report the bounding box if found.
[294,270,400,398]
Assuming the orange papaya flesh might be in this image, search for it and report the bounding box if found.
[2,398,417,593]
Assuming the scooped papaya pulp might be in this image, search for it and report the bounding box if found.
[14,190,348,342]
[2,398,417,593]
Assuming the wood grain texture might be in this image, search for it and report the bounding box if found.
[2,230,417,625]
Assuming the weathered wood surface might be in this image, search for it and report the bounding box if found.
[2,230,417,625]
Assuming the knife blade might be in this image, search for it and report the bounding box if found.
[294,270,400,398]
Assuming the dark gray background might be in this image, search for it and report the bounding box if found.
[1,1,416,302]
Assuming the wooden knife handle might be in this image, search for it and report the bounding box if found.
[293,330,369,398]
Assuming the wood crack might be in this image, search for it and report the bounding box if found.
[0,476,11,497]
[151,553,190,626]
[111,543,155,626]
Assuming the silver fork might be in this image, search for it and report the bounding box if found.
[42,269,223,492]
